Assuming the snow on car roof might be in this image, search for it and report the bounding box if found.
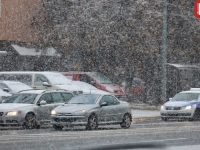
[180,90,200,94]
[0,71,59,74]
[19,90,45,94]
[0,89,12,96]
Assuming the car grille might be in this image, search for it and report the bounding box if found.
[57,113,72,116]
[54,118,76,122]
[166,107,182,110]
[0,112,3,116]
[161,113,191,116]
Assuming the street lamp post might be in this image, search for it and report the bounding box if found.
[161,0,167,102]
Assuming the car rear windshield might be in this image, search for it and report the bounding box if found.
[91,73,112,84]
[3,94,38,104]
[172,93,200,101]
[68,94,100,104]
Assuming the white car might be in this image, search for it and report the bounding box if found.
[0,89,74,129]
[0,72,83,95]
[0,80,32,94]
[160,88,200,121]
[0,89,11,103]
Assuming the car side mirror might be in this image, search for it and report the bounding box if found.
[3,88,9,93]
[43,82,51,87]
[100,102,108,107]
[38,100,47,106]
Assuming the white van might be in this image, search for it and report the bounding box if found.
[0,72,83,95]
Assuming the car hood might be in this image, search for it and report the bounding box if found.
[164,100,198,107]
[56,84,82,91]
[54,104,96,113]
[0,103,33,111]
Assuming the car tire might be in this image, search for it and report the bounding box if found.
[192,108,200,121]
[86,114,98,130]
[120,113,132,129]
[24,113,37,129]
[53,125,63,130]
[161,117,168,121]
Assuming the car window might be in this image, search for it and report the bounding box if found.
[79,74,93,84]
[3,94,37,104]
[34,74,49,86]
[0,83,8,90]
[68,94,99,104]
[172,93,200,101]
[0,74,32,85]
[51,92,63,103]
[112,96,120,105]
[38,93,53,104]
[61,93,73,102]
[100,95,118,106]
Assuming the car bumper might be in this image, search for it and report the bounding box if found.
[0,115,24,126]
[51,115,88,127]
[160,109,195,119]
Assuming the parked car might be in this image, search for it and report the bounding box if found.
[0,89,11,103]
[0,80,32,94]
[51,93,132,130]
[0,89,74,128]
[160,88,200,121]
[0,71,83,95]
[62,72,126,100]
[121,78,146,101]
[72,81,110,94]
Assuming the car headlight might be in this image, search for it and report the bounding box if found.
[51,110,57,115]
[7,111,22,116]
[73,109,86,115]
[185,105,192,110]
[161,105,165,110]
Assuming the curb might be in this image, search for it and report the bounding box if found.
[133,116,160,121]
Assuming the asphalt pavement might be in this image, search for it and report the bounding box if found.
[130,102,161,119]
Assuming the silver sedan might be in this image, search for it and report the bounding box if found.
[51,94,132,130]
[0,89,74,129]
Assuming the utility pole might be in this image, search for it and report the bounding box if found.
[161,0,167,102]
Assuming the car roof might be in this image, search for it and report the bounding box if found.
[19,89,73,94]
[180,91,200,94]
[0,71,59,74]
[62,72,98,75]
[0,80,27,84]
[19,90,45,94]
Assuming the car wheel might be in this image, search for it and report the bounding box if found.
[53,125,63,130]
[24,113,37,129]
[86,114,98,130]
[161,117,168,121]
[192,108,200,121]
[120,113,132,129]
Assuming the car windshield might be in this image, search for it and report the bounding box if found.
[171,93,200,101]
[45,73,72,85]
[68,94,100,104]
[91,73,112,84]
[3,94,38,104]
